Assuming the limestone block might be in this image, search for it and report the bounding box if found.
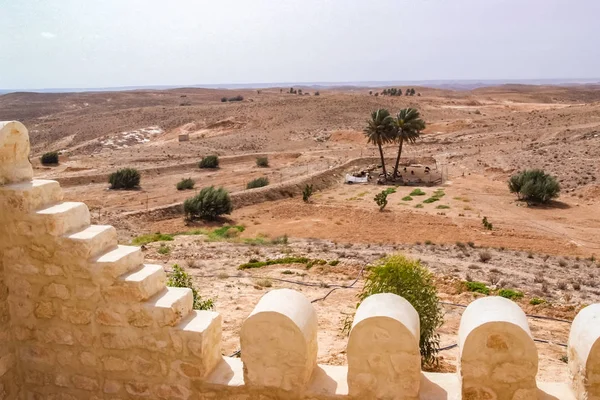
[458,296,538,400]
[144,287,193,327]
[61,224,117,260]
[103,264,166,303]
[347,293,421,400]
[568,303,600,399]
[91,245,144,286]
[0,121,33,185]
[240,288,318,393]
[0,179,62,215]
[34,202,90,236]
[172,310,222,378]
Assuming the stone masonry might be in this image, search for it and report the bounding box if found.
[1,120,600,399]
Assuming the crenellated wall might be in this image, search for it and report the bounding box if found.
[1,120,600,400]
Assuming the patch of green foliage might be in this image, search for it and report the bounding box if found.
[328,260,340,266]
[167,264,214,310]
[482,216,493,230]
[402,196,413,201]
[415,204,424,208]
[132,233,174,246]
[184,186,232,220]
[176,178,195,190]
[109,168,141,190]
[256,157,269,167]
[529,297,546,305]
[374,188,396,211]
[435,205,450,209]
[247,177,269,189]
[423,197,440,204]
[410,188,426,196]
[498,289,524,300]
[199,155,219,169]
[207,225,244,240]
[303,184,314,202]
[465,281,490,295]
[238,256,311,270]
[358,255,443,367]
[508,169,560,203]
[40,151,59,165]
[157,244,170,254]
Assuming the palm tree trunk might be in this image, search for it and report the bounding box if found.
[393,137,404,178]
[377,141,387,178]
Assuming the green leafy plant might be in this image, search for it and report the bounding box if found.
[167,264,214,310]
[465,281,490,295]
[109,168,141,190]
[40,151,59,165]
[247,177,269,189]
[410,188,426,196]
[436,205,450,209]
[415,204,424,209]
[303,184,314,203]
[176,178,195,190]
[508,169,560,203]
[358,255,443,367]
[256,157,269,167]
[423,197,440,204]
[529,297,546,305]
[498,289,524,300]
[402,196,413,201]
[328,260,340,266]
[374,188,396,211]
[157,244,170,254]
[132,233,174,246]
[199,155,219,169]
[183,186,232,221]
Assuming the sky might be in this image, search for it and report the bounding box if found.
[1,0,600,90]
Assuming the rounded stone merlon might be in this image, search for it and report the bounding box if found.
[240,288,318,393]
[0,121,33,185]
[458,297,538,400]
[568,303,600,398]
[347,293,421,400]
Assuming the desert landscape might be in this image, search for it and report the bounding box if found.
[2,84,600,381]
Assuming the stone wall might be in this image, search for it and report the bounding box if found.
[1,120,600,400]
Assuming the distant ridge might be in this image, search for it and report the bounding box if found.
[2,78,600,95]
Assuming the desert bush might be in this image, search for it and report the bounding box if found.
[183,186,232,221]
[221,97,227,102]
[314,91,320,96]
[176,178,195,190]
[465,281,490,295]
[167,264,214,310]
[302,184,314,202]
[557,280,568,290]
[482,217,493,230]
[410,188,426,196]
[109,168,141,189]
[508,169,560,203]
[402,196,413,201]
[228,95,244,102]
[157,244,170,254]
[199,155,219,169]
[247,177,269,189]
[479,251,492,263]
[256,157,269,167]
[40,151,59,165]
[529,297,546,305]
[498,288,524,300]
[359,255,443,367]
[374,188,396,211]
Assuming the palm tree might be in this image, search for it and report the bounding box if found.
[392,108,426,177]
[364,109,394,178]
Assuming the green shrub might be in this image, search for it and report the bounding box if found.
[359,255,443,367]
[423,197,439,204]
[167,264,214,310]
[303,184,314,202]
[157,244,170,254]
[374,188,396,211]
[199,155,219,168]
[183,186,232,220]
[132,233,174,246]
[529,297,546,305]
[256,157,269,167]
[109,168,141,189]
[410,188,426,196]
[415,204,424,209]
[40,151,59,165]
[482,216,493,230]
[436,205,450,209]
[465,281,490,295]
[247,177,269,189]
[402,196,413,201]
[176,178,195,190]
[328,260,340,266]
[498,289,524,300]
[508,169,560,203]
[238,256,310,270]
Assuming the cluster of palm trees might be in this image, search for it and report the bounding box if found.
[364,108,426,180]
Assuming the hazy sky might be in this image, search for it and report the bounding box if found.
[1,0,599,89]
